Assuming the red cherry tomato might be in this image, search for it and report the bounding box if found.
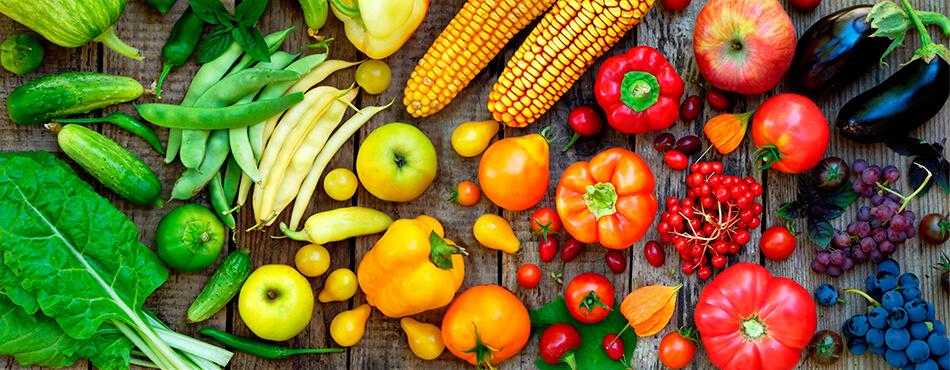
[643,240,666,267]
[565,273,615,324]
[679,95,702,122]
[539,236,558,263]
[659,330,697,369]
[760,225,796,260]
[561,238,584,262]
[562,105,604,151]
[661,0,692,11]
[664,150,689,170]
[517,264,542,288]
[539,323,581,365]
[705,89,730,110]
[602,334,625,360]
[788,0,821,10]
[531,207,562,241]
[605,250,627,273]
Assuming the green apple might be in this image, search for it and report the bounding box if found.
[238,265,314,341]
[356,122,437,202]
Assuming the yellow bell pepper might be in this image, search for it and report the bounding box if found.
[357,215,467,318]
[329,0,428,59]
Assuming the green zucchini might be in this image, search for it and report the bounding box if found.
[7,72,143,126]
[187,249,253,323]
[51,124,162,207]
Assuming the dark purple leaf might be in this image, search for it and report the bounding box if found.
[807,216,834,249]
[885,137,929,156]
[936,158,950,194]
[910,157,939,195]
[778,201,801,220]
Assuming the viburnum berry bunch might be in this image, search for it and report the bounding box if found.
[656,162,763,280]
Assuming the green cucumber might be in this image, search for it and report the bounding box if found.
[7,72,143,125]
[187,249,253,323]
[51,123,162,207]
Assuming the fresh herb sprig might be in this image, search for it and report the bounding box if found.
[190,0,271,63]
[778,174,860,248]
[885,137,950,195]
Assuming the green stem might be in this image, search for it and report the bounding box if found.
[562,132,582,152]
[560,350,578,370]
[328,0,365,29]
[901,0,950,63]
[429,231,469,269]
[875,163,931,213]
[917,11,950,36]
[583,182,618,220]
[739,314,768,340]
[278,222,310,242]
[619,71,661,112]
[92,26,143,61]
[843,289,882,308]
[156,63,173,99]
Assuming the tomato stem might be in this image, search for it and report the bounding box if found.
[560,350,579,370]
[562,132,582,152]
[579,290,612,318]
[753,145,789,172]
[739,314,768,341]
[456,323,501,370]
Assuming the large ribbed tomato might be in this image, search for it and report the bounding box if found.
[442,285,530,368]
[479,134,549,211]
[750,93,829,173]
[694,263,817,370]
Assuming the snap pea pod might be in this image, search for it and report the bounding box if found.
[209,171,236,229]
[249,51,300,71]
[171,129,230,201]
[52,113,165,155]
[226,27,295,78]
[199,328,343,359]
[136,93,304,130]
[156,7,203,99]
[146,0,177,14]
[222,156,241,206]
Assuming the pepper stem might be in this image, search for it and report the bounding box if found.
[620,71,661,112]
[328,0,366,30]
[560,350,579,370]
[92,26,143,61]
[429,231,468,269]
[156,63,173,99]
[583,182,619,220]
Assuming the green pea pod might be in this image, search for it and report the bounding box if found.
[195,69,301,108]
[170,129,230,201]
[136,93,304,130]
[157,7,204,99]
[222,155,242,206]
[299,0,329,34]
[146,0,178,14]
[209,171,236,229]
[1,34,43,75]
[51,113,165,155]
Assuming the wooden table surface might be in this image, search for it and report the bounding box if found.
[2,0,948,369]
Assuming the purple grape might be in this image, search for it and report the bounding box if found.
[873,228,888,243]
[856,222,872,238]
[853,181,868,196]
[875,206,894,221]
[817,252,831,265]
[879,240,896,255]
[831,250,847,265]
[858,206,872,222]
[872,194,886,206]
[847,222,860,235]
[842,257,855,271]
[887,228,903,243]
[905,226,916,238]
[883,165,900,183]
[834,230,851,248]
[862,187,875,198]
[863,166,882,185]
[870,249,883,262]
[853,248,868,262]
[828,265,843,277]
[890,215,908,231]
[861,237,877,253]
[853,159,869,174]
[811,257,828,273]
[870,217,884,229]
[886,192,903,203]
[901,210,915,222]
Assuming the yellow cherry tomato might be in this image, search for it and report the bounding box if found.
[324,168,359,201]
[452,120,500,157]
[318,268,358,303]
[330,304,372,347]
[473,214,520,254]
[294,244,331,277]
[449,181,480,206]
[401,317,445,360]
[355,60,391,94]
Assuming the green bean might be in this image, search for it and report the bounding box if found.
[170,130,230,201]
[209,171,237,229]
[165,128,182,164]
[250,51,300,71]
[236,173,253,207]
[223,155,241,206]
[229,126,261,183]
[179,130,210,170]
[52,113,165,155]
[136,93,304,130]
[226,27,294,77]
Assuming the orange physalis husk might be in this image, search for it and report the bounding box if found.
[619,284,681,336]
[704,111,752,154]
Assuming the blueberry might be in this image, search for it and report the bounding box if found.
[916,359,938,370]
[869,328,887,347]
[925,301,935,322]
[842,318,855,339]
[930,333,949,356]
[848,337,869,356]
[815,284,839,306]
[907,340,931,363]
[905,364,918,370]
[937,352,949,370]
[887,348,910,368]
[848,315,871,337]
[905,299,929,323]
[933,321,946,336]
[879,258,901,276]
[868,273,880,293]
[890,307,910,328]
[870,344,889,356]
[903,286,923,301]
[877,271,899,292]
[884,290,907,310]
[887,327,911,350]
[870,307,890,329]
[899,273,920,288]
[910,322,933,339]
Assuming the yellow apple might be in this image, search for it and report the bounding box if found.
[356,123,437,202]
[238,264,314,341]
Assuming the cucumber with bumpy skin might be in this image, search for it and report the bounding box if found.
[50,123,162,207]
[7,72,143,125]
[187,249,253,323]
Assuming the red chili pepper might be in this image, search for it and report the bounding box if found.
[594,46,685,134]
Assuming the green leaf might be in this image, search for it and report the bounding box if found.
[0,151,82,181]
[235,0,268,27]
[197,24,235,63]
[189,0,227,24]
[232,26,271,63]
[529,296,637,370]
[0,157,168,339]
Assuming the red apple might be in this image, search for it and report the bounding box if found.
[693,0,796,95]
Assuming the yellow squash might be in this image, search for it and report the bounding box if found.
[357,215,467,318]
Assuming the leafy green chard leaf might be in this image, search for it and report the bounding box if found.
[0,292,133,370]
[0,252,39,315]
[529,296,637,370]
[0,157,168,340]
[0,151,83,182]
[808,216,834,249]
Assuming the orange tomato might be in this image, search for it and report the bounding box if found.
[478,134,549,211]
[442,285,530,368]
[450,181,481,206]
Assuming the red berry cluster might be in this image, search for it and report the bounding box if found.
[656,162,764,280]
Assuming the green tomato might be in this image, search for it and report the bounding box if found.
[355,59,391,95]
[156,204,225,272]
[1,34,43,75]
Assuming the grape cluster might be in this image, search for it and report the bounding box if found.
[656,161,763,280]
[843,259,949,369]
[811,160,918,277]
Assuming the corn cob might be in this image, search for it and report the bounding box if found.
[489,0,655,127]
[403,0,557,118]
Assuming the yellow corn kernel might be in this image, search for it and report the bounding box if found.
[403,0,557,118]
[489,0,656,127]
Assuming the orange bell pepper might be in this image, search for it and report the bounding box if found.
[555,148,658,249]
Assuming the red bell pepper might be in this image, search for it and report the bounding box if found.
[594,46,685,134]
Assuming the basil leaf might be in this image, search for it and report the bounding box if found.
[530,296,638,370]
[232,26,271,63]
[196,24,234,63]
[885,137,927,156]
[807,216,834,249]
[820,181,859,218]
[235,0,268,27]
[778,201,802,220]
[822,204,846,220]
[0,157,168,339]
[797,174,822,203]
[910,157,939,195]
[935,158,950,194]
[189,0,226,24]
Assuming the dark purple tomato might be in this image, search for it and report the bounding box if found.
[919,213,949,245]
[814,157,851,191]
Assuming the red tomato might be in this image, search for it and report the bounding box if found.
[602,334,625,360]
[760,225,796,260]
[661,0,691,11]
[659,330,696,369]
[751,94,829,173]
[539,323,581,365]
[531,207,562,241]
[605,250,627,273]
[664,150,689,170]
[695,263,817,370]
[517,264,541,288]
[644,240,666,267]
[539,237,558,263]
[568,105,604,136]
[705,89,730,110]
[565,272,615,324]
[788,0,821,10]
